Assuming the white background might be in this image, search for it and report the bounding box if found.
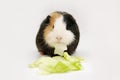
[0,0,120,80]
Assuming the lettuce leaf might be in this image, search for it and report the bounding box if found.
[29,52,82,74]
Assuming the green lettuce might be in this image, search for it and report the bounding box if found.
[29,52,82,74]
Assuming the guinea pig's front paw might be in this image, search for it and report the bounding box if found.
[39,51,44,55]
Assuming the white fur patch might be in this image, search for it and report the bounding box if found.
[45,16,75,50]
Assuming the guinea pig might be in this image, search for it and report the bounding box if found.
[36,11,80,57]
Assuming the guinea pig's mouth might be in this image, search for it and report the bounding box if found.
[55,41,65,44]
[56,41,62,44]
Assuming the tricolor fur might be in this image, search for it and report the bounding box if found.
[36,11,80,56]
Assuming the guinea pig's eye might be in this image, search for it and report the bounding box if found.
[53,25,54,29]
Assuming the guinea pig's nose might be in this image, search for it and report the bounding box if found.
[56,36,62,40]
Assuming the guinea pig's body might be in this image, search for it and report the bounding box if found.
[36,11,80,57]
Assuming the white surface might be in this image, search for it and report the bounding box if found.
[0,0,120,80]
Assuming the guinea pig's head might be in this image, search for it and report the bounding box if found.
[43,12,76,47]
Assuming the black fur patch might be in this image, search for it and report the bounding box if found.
[63,13,80,55]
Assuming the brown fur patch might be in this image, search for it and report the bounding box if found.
[43,12,61,39]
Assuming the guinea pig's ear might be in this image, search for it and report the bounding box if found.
[64,14,76,25]
[44,15,51,24]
